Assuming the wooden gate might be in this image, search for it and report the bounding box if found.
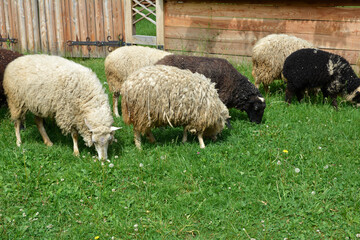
[124,0,164,47]
[0,0,124,57]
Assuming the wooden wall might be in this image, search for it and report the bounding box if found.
[164,0,360,65]
[0,0,124,57]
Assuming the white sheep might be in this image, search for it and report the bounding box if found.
[252,34,314,92]
[104,45,172,117]
[121,65,230,149]
[3,54,121,160]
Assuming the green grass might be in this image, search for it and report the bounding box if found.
[1,58,360,239]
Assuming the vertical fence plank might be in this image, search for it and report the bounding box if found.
[24,0,34,53]
[31,0,40,53]
[87,0,96,57]
[156,0,164,47]
[78,0,89,56]
[9,0,20,52]
[55,0,65,56]
[70,0,81,57]
[38,0,49,53]
[17,0,27,52]
[45,0,57,54]
[124,0,133,43]
[62,0,71,57]
[95,0,104,57]
[0,0,6,39]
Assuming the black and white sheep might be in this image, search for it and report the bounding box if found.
[121,65,230,149]
[156,55,266,124]
[283,48,360,108]
[3,54,121,160]
[0,48,23,106]
[104,45,172,117]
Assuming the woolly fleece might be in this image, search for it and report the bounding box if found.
[252,34,314,91]
[0,49,22,106]
[283,48,360,107]
[3,54,114,147]
[121,65,229,140]
[156,55,266,124]
[104,45,172,94]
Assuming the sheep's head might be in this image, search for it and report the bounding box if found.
[85,119,121,160]
[243,95,266,124]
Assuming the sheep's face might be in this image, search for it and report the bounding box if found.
[244,96,266,124]
[85,121,121,160]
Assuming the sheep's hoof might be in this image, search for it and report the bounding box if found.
[73,150,80,157]
[16,141,21,147]
[45,141,53,147]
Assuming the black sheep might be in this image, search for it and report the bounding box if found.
[283,48,360,109]
[0,48,23,106]
[156,55,266,124]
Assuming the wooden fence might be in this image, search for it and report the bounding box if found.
[0,0,124,57]
[164,0,360,66]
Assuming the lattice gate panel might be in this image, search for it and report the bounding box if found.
[124,0,164,47]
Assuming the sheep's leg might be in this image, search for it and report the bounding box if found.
[197,132,205,149]
[35,116,53,146]
[296,91,304,102]
[182,129,188,143]
[263,84,269,94]
[285,88,294,104]
[14,119,22,147]
[134,130,142,150]
[71,129,80,156]
[113,92,120,117]
[330,94,338,110]
[145,130,156,143]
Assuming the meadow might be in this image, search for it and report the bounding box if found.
[1,9,360,239]
[0,57,360,239]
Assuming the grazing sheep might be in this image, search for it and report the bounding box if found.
[121,65,230,149]
[104,45,172,117]
[3,54,121,160]
[156,55,266,124]
[0,49,22,106]
[252,34,314,92]
[283,48,360,109]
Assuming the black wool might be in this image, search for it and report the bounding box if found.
[156,55,266,124]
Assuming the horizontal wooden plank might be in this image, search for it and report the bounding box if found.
[166,0,360,6]
[165,2,360,21]
[165,26,360,51]
[164,38,360,64]
[165,15,360,37]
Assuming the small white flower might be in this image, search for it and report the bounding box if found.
[183,170,186,173]
[61,178,64,182]
[228,187,231,190]
[82,155,85,158]
[80,199,84,202]
[160,156,165,160]
[109,163,114,168]
[114,138,118,143]
[19,209,23,212]
[47,224,53,229]
[35,212,39,216]
[22,213,26,217]
[134,224,138,228]
[115,155,119,159]
[92,156,96,159]
[324,165,329,169]
[112,189,116,192]
[106,159,111,163]
[295,168,300,173]
[101,162,105,166]
[139,163,144,168]
[356,233,360,238]
[311,191,316,195]
[93,159,97,163]
[134,228,138,232]
[318,146,322,149]
[277,160,281,165]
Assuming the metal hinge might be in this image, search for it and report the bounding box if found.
[66,35,125,52]
[0,34,18,46]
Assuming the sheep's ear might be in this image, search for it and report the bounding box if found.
[111,126,122,132]
[84,119,94,132]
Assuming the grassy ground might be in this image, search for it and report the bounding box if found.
[0,57,360,239]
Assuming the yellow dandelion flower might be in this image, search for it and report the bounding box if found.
[282,149,288,153]
[95,236,100,240]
